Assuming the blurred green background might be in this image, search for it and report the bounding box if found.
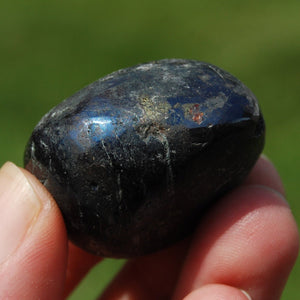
[1,0,299,298]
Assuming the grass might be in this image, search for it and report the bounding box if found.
[0,0,299,298]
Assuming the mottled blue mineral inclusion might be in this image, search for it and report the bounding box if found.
[24,59,264,258]
[48,59,259,153]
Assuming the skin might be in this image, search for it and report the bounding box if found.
[0,155,298,300]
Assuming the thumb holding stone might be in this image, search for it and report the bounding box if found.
[0,162,68,300]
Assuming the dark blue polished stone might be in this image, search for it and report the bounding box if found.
[24,59,265,257]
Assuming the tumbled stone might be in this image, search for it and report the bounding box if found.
[24,59,265,257]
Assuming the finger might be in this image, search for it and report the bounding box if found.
[173,185,299,300]
[0,162,68,299]
[20,165,103,299]
[99,239,189,300]
[244,155,285,195]
[64,241,102,298]
[183,284,251,300]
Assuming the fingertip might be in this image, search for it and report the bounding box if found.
[245,154,285,196]
[0,162,43,264]
[20,165,105,298]
[182,284,252,300]
[0,162,68,298]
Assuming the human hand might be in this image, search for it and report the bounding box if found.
[0,156,298,300]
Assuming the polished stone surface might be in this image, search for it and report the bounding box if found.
[24,59,265,257]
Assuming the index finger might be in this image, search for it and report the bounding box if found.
[173,156,299,300]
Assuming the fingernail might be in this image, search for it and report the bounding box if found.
[0,162,41,264]
[240,289,252,300]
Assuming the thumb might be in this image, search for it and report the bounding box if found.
[0,162,68,300]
